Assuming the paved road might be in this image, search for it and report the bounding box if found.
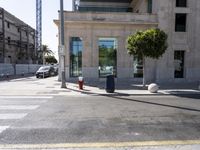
[0,76,200,149]
[0,95,200,149]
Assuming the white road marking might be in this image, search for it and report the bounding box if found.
[0,100,47,104]
[0,140,200,149]
[0,113,27,119]
[0,96,53,99]
[0,96,46,135]
[0,126,9,134]
[0,105,39,110]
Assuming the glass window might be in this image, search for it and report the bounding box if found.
[174,51,184,78]
[99,38,117,78]
[133,55,143,78]
[175,13,187,32]
[147,0,152,13]
[70,37,83,77]
[176,0,187,7]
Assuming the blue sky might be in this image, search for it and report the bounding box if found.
[0,0,72,59]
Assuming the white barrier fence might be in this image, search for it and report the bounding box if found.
[0,64,42,76]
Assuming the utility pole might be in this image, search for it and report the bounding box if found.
[36,0,42,64]
[60,0,66,88]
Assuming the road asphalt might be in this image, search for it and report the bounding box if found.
[0,76,199,150]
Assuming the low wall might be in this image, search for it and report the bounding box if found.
[0,64,42,76]
[0,64,14,75]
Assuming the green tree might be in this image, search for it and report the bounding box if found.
[127,28,168,86]
[45,55,58,64]
[38,45,54,64]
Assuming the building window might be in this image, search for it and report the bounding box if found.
[133,55,143,78]
[175,13,187,32]
[17,41,20,47]
[147,0,152,13]
[70,37,82,77]
[174,51,184,78]
[7,22,10,28]
[99,38,117,78]
[176,0,187,7]
[7,37,11,45]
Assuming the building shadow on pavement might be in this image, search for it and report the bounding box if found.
[65,86,200,113]
[169,93,200,100]
[108,95,200,113]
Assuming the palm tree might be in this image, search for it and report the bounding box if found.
[38,45,54,64]
[42,45,54,56]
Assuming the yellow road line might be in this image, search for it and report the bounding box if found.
[0,140,200,149]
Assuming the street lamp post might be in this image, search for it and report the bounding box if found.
[60,0,66,88]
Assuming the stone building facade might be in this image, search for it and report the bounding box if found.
[0,8,36,64]
[55,0,200,83]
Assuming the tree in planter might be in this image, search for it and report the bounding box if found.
[127,28,168,87]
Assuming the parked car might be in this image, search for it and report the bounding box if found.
[36,66,57,78]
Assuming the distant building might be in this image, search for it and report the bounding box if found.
[55,0,200,83]
[0,7,36,64]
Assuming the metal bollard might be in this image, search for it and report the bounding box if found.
[78,76,84,90]
[105,75,115,93]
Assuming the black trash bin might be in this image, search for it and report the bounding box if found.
[105,75,115,93]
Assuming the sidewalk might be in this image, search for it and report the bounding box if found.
[0,76,199,96]
[65,79,200,96]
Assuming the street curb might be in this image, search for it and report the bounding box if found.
[64,88,200,97]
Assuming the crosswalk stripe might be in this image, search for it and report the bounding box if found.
[0,96,46,135]
[0,100,47,104]
[0,96,53,99]
[0,113,27,119]
[0,105,39,110]
[0,126,9,134]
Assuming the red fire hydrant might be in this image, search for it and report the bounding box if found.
[78,76,84,90]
